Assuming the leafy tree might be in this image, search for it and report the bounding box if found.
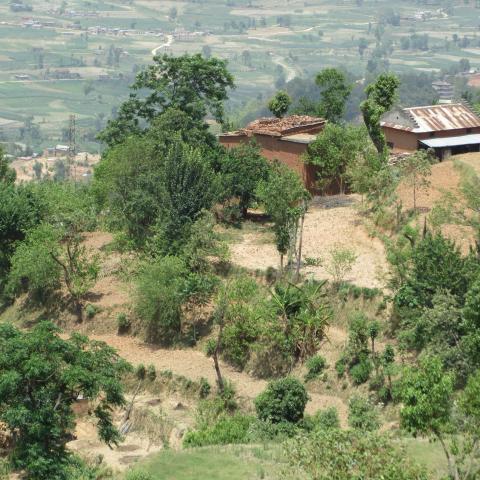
[267,90,292,118]
[7,224,99,317]
[257,161,309,271]
[99,54,235,147]
[0,322,130,479]
[398,356,480,480]
[255,377,308,424]
[150,142,221,255]
[0,184,43,296]
[400,150,434,211]
[135,256,188,343]
[394,232,475,311]
[285,430,428,480]
[6,224,61,302]
[315,68,353,123]
[305,123,371,193]
[361,73,400,154]
[218,141,270,217]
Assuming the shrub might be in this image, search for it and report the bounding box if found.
[255,377,309,424]
[335,357,347,378]
[85,304,97,319]
[117,312,130,333]
[135,364,146,380]
[304,355,327,382]
[312,407,340,430]
[135,256,187,343]
[323,245,357,284]
[348,395,380,432]
[199,377,211,399]
[125,470,154,480]
[146,364,156,382]
[350,359,373,385]
[247,419,299,442]
[183,414,254,447]
[285,429,428,480]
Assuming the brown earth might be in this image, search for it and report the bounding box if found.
[230,195,388,289]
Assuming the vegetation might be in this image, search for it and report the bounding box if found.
[4,17,480,476]
[0,322,130,479]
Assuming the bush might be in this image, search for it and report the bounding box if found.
[285,429,428,480]
[350,359,373,385]
[304,355,327,382]
[183,414,254,447]
[85,304,97,319]
[146,364,156,382]
[348,395,380,432]
[246,419,299,442]
[335,357,347,378]
[125,470,154,480]
[199,377,211,399]
[117,312,131,333]
[135,256,187,343]
[312,407,340,430]
[135,364,146,380]
[255,377,309,424]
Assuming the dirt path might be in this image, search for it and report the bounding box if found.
[89,333,348,422]
[271,54,298,82]
[151,34,173,56]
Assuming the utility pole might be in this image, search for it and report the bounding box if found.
[68,114,76,184]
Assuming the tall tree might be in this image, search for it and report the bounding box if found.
[257,162,309,272]
[360,73,400,155]
[219,141,270,217]
[0,147,16,185]
[305,123,371,194]
[315,68,353,123]
[98,54,235,147]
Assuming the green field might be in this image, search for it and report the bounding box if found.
[1,0,480,151]
[124,439,448,480]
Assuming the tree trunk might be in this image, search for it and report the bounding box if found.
[436,431,459,480]
[295,213,305,281]
[280,253,284,274]
[213,351,224,393]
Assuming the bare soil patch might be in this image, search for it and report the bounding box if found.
[230,195,388,289]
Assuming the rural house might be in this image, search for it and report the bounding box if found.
[381,102,480,160]
[219,115,326,192]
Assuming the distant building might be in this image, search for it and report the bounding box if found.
[219,115,326,193]
[432,80,454,103]
[381,103,480,160]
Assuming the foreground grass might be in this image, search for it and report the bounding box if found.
[125,444,287,480]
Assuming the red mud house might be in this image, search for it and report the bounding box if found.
[218,115,326,192]
[381,102,480,160]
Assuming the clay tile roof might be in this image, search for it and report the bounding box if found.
[405,103,480,133]
[238,115,325,136]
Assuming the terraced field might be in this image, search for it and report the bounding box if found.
[1,0,480,151]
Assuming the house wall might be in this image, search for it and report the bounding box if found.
[219,133,320,193]
[383,126,480,153]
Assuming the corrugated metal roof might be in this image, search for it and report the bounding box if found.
[419,133,480,148]
[405,103,480,132]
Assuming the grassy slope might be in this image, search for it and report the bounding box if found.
[126,440,447,480]
[127,445,286,480]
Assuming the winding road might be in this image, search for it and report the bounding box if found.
[151,34,174,56]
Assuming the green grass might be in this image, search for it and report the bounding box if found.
[404,437,448,480]
[125,445,285,480]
